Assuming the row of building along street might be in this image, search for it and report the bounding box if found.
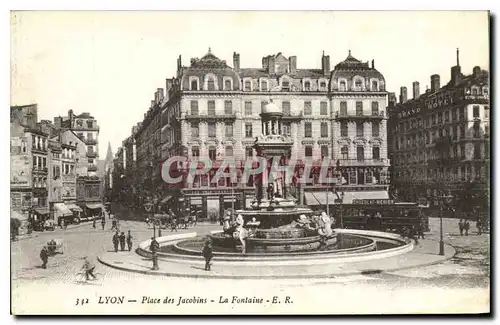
[106,48,488,223]
[10,106,114,237]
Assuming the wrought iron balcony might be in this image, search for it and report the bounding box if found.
[86,151,98,158]
[88,165,98,172]
[336,111,385,119]
[337,158,388,166]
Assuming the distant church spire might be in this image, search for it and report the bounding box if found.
[456,47,460,66]
[105,141,113,164]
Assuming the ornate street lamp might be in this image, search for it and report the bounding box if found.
[144,201,159,270]
[438,194,453,256]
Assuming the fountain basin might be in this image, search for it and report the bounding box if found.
[246,235,338,253]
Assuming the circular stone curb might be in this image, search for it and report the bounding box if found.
[98,239,455,279]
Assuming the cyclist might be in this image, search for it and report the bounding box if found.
[81,257,97,281]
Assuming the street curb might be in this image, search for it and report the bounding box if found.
[13,222,93,242]
[97,239,456,280]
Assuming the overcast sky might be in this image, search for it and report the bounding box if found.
[10,11,489,157]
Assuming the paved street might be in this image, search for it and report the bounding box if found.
[11,208,490,314]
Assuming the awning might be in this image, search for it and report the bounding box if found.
[341,191,389,204]
[160,196,173,204]
[66,204,83,212]
[11,210,28,221]
[188,198,202,205]
[54,203,73,216]
[304,192,322,206]
[86,203,103,210]
[34,207,49,215]
[306,192,338,205]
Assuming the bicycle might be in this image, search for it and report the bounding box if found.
[75,271,104,283]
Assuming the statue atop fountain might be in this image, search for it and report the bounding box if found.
[212,100,337,254]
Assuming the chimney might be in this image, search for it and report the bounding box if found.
[262,56,269,69]
[451,47,462,86]
[399,87,408,104]
[150,100,155,108]
[176,55,182,77]
[473,66,481,78]
[371,59,375,69]
[412,81,420,99]
[233,52,240,72]
[321,52,330,76]
[54,116,62,129]
[430,74,440,92]
[154,91,159,104]
[268,56,276,74]
[289,56,297,74]
[157,88,164,103]
[388,92,397,108]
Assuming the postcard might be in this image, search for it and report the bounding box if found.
[10,10,490,315]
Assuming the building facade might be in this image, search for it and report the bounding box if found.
[389,50,489,216]
[125,49,390,218]
[54,110,100,177]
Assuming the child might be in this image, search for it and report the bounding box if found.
[202,239,213,271]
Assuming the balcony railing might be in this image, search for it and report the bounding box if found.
[85,138,98,145]
[88,165,97,171]
[336,111,385,119]
[87,151,98,158]
[73,124,100,131]
[32,166,48,173]
[185,113,236,121]
[337,158,388,166]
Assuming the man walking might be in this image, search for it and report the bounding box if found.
[126,230,133,252]
[119,232,126,251]
[477,218,483,235]
[101,217,106,230]
[464,219,470,236]
[112,231,119,252]
[40,246,49,269]
[202,239,213,271]
[458,219,464,236]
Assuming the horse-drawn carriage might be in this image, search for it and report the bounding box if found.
[151,211,197,230]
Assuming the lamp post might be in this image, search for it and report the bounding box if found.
[438,194,453,256]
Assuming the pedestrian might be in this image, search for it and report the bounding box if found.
[417,218,425,239]
[150,237,160,254]
[111,219,117,231]
[101,217,106,230]
[409,225,419,245]
[477,218,482,235]
[112,231,119,252]
[60,219,65,230]
[126,230,133,252]
[202,239,213,271]
[92,218,96,229]
[40,246,49,269]
[119,232,126,251]
[458,219,464,236]
[464,219,470,236]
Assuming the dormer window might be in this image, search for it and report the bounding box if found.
[355,79,363,89]
[372,80,378,91]
[339,80,346,91]
[304,81,311,91]
[191,79,199,90]
[282,81,290,91]
[472,87,479,95]
[320,81,327,89]
[261,80,268,91]
[207,79,215,91]
[224,79,231,91]
[244,80,251,91]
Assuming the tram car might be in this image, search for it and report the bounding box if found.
[330,199,429,233]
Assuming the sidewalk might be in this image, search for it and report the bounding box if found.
[13,221,93,242]
[98,238,455,279]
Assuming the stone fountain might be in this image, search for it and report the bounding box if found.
[210,100,337,254]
